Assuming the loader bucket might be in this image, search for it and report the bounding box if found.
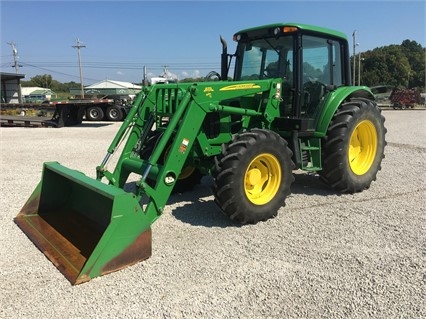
[14,162,152,285]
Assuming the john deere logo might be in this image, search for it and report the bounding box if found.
[204,87,214,98]
[220,84,261,91]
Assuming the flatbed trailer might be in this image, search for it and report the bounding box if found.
[1,102,84,127]
[0,115,59,128]
[45,99,131,121]
[1,99,132,127]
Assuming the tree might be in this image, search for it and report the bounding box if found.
[360,41,425,89]
[22,76,80,93]
[401,40,425,88]
[28,74,53,88]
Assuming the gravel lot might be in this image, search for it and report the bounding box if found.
[0,109,425,318]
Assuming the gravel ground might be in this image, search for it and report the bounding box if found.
[0,109,425,318]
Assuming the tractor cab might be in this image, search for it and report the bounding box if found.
[229,23,351,130]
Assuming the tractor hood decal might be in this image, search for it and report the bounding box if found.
[219,83,261,91]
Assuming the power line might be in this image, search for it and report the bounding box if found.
[11,61,220,69]
[20,62,100,82]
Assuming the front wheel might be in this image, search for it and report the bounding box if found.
[212,129,295,224]
[319,98,386,193]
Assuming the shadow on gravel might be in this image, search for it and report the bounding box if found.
[124,177,238,228]
[124,173,339,228]
[289,172,338,196]
[72,122,114,128]
[171,200,238,228]
[168,177,238,228]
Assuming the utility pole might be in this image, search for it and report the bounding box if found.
[162,65,169,78]
[352,31,356,85]
[358,51,362,86]
[7,42,23,103]
[143,65,149,86]
[352,31,360,85]
[72,38,86,98]
[7,42,22,73]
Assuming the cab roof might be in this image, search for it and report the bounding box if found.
[234,22,348,41]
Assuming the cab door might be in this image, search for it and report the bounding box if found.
[299,35,344,120]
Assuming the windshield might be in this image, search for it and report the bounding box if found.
[235,36,294,82]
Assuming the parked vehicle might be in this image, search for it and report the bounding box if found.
[1,97,132,127]
[389,87,422,109]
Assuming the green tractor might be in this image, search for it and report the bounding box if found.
[15,23,386,284]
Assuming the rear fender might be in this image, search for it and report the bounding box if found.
[316,86,375,136]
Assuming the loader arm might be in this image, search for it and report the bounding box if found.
[15,79,282,284]
[97,79,282,217]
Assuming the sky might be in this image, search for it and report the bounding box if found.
[1,0,425,85]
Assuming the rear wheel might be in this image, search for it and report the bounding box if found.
[319,98,386,193]
[86,106,104,121]
[106,106,123,121]
[212,129,294,224]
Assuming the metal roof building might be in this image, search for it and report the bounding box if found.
[21,87,57,103]
[70,80,142,97]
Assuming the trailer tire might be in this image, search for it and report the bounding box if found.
[106,106,123,121]
[86,106,104,121]
[319,98,386,193]
[212,129,294,224]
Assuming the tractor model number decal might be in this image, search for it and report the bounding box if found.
[204,87,214,98]
[179,138,190,154]
[219,83,261,91]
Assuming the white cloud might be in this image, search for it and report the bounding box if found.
[192,70,201,78]
[180,70,202,79]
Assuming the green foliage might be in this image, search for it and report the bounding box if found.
[21,74,80,93]
[359,40,425,89]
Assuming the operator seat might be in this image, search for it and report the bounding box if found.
[303,79,324,117]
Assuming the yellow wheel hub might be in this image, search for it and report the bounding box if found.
[348,120,378,175]
[244,153,281,205]
[164,145,195,180]
[179,165,195,180]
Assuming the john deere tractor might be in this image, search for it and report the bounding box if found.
[15,23,386,284]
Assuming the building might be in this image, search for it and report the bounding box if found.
[21,87,57,103]
[70,79,142,98]
[1,72,25,103]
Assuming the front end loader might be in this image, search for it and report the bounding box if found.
[15,23,386,284]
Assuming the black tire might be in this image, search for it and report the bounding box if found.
[319,98,386,193]
[212,129,295,224]
[139,132,202,193]
[76,106,85,124]
[106,106,123,121]
[86,106,104,121]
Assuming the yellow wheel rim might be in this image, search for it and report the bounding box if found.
[179,165,195,180]
[244,153,281,205]
[348,120,378,175]
[164,145,195,180]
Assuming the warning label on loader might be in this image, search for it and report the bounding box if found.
[179,138,190,153]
